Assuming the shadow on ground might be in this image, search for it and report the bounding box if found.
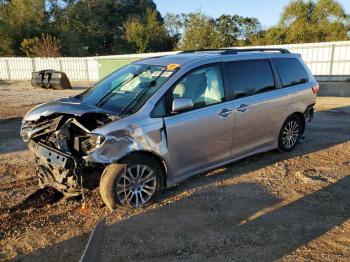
[17,176,350,261]
[0,117,26,154]
[71,86,89,91]
[0,80,12,86]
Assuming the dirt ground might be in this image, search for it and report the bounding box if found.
[0,80,349,261]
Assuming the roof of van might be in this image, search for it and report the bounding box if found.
[136,48,295,67]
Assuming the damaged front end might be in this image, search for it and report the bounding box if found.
[21,100,117,196]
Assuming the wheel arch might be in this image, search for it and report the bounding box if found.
[278,112,306,139]
[291,112,305,134]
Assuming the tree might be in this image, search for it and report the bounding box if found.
[238,17,261,43]
[215,15,240,47]
[0,0,47,56]
[280,0,315,27]
[164,13,185,49]
[251,27,287,45]
[0,18,13,55]
[61,0,165,55]
[279,0,348,43]
[181,12,221,50]
[215,15,261,46]
[124,9,171,53]
[252,0,349,45]
[21,34,61,57]
[313,0,348,41]
[170,12,262,50]
[0,0,167,56]
[124,17,149,53]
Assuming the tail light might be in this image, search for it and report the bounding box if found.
[312,84,320,94]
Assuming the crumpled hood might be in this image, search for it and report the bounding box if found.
[24,97,117,122]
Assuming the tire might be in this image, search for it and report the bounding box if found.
[99,154,164,210]
[278,115,302,152]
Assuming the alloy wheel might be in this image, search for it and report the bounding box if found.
[282,120,300,149]
[115,164,157,207]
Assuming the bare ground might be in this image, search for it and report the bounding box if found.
[0,81,349,261]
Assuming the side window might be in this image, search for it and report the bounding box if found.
[172,65,224,110]
[273,58,309,87]
[225,60,275,99]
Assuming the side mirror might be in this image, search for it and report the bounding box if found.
[172,98,193,113]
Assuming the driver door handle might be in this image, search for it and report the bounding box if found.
[219,108,233,117]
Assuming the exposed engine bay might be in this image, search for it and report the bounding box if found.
[21,112,116,195]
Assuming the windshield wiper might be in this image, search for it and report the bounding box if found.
[120,69,167,116]
[96,72,141,108]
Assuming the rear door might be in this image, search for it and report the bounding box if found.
[223,59,289,157]
[163,64,235,179]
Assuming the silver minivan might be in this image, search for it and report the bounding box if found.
[21,49,318,209]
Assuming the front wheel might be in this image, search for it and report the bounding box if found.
[99,154,163,210]
[278,115,302,152]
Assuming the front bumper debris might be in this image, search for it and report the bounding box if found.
[28,141,82,195]
[30,141,73,169]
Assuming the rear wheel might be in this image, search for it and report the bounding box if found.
[99,154,163,210]
[278,115,302,152]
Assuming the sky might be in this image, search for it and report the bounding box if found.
[154,0,350,28]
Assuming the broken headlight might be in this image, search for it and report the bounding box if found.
[80,134,105,154]
[21,122,32,142]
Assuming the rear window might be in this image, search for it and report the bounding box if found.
[273,58,309,87]
[225,60,276,99]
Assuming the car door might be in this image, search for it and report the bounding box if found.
[223,59,288,157]
[164,64,234,179]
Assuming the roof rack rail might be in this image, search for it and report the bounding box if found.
[230,48,290,54]
[180,48,290,54]
[180,48,232,54]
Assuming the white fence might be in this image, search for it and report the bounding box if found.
[0,57,100,81]
[0,41,350,82]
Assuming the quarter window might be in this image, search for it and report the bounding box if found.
[172,65,224,110]
[151,96,166,117]
[273,58,309,87]
[225,60,275,99]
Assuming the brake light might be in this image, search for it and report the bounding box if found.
[312,84,320,94]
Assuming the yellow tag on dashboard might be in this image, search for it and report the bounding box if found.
[166,64,180,70]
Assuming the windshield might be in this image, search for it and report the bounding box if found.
[80,64,176,114]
